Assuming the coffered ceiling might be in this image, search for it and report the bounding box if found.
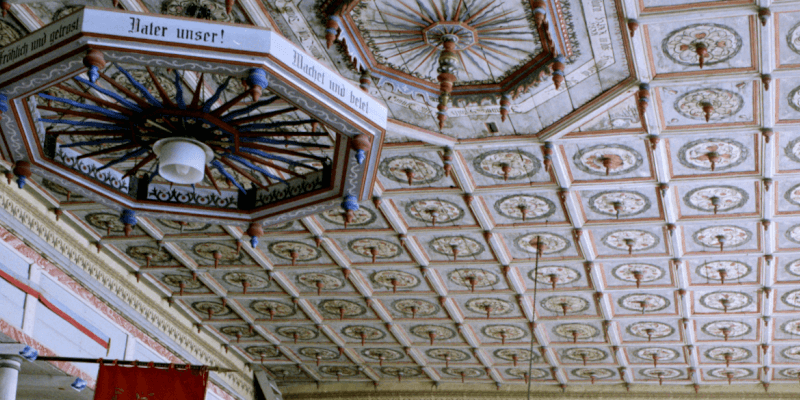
[3,0,800,397]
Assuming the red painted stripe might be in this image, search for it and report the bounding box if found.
[0,269,39,297]
[0,269,109,348]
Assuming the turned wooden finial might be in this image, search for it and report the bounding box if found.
[82,50,106,83]
[627,19,639,37]
[695,42,709,68]
[351,134,371,165]
[12,161,31,189]
[499,94,511,122]
[246,222,263,248]
[436,37,459,130]
[637,83,650,129]
[762,74,772,91]
[759,8,772,27]
[325,16,341,49]
[532,0,547,28]
[551,55,566,90]
[246,68,268,102]
[441,147,453,177]
[1,0,11,17]
[701,101,714,122]
[359,68,371,91]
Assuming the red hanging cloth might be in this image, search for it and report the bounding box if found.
[94,363,208,400]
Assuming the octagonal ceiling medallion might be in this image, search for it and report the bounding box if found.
[602,230,659,254]
[275,326,318,343]
[540,295,589,316]
[427,348,470,366]
[246,346,281,362]
[633,347,679,365]
[350,0,541,86]
[223,272,270,293]
[784,137,800,163]
[363,348,404,364]
[494,194,555,221]
[474,150,541,181]
[674,89,743,121]
[481,325,526,343]
[786,259,800,277]
[678,138,748,172]
[571,368,613,382]
[381,366,422,381]
[573,144,643,176]
[588,190,650,218]
[627,321,674,341]
[296,272,345,294]
[699,291,752,312]
[782,320,800,336]
[684,186,748,214]
[640,368,681,383]
[705,346,750,365]
[662,24,742,67]
[702,320,751,340]
[392,299,440,318]
[410,325,456,344]
[406,199,464,225]
[531,266,581,289]
[693,225,752,251]
[379,155,444,185]
[612,263,664,287]
[618,293,670,313]
[0,9,386,226]
[553,323,599,343]
[515,232,570,255]
[696,261,751,283]
[494,349,535,366]
[371,270,420,292]
[465,297,513,318]
[321,0,566,128]
[781,346,800,361]
[299,347,339,365]
[562,347,607,365]
[708,367,752,382]
[508,367,547,380]
[780,368,800,380]
[342,325,386,345]
[448,268,499,292]
[429,235,484,259]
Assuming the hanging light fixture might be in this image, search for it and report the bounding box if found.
[152,138,214,185]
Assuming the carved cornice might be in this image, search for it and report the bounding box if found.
[283,383,800,399]
[0,183,253,399]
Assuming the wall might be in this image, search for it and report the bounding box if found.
[0,224,234,400]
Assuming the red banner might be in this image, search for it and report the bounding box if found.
[94,363,208,400]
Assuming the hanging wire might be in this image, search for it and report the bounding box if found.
[736,261,741,285]
[527,235,541,400]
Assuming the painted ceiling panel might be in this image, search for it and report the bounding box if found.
[7,0,800,395]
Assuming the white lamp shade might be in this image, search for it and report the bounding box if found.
[152,138,214,185]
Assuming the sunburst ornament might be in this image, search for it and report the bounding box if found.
[2,10,385,227]
[322,0,564,129]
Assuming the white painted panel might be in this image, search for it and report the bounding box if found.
[39,275,127,359]
[133,339,166,362]
[0,279,25,328]
[0,244,31,278]
[33,306,104,376]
